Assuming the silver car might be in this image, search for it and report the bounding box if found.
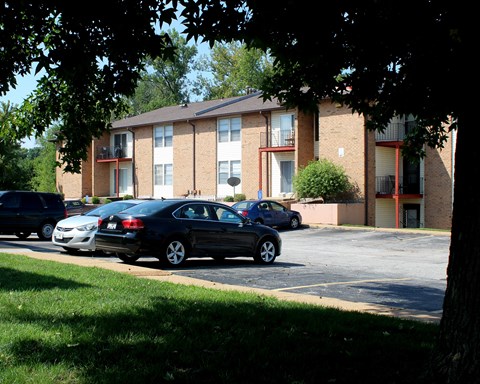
[52,199,147,254]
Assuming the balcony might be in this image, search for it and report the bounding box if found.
[96,146,131,160]
[376,175,424,195]
[376,121,417,142]
[260,130,295,148]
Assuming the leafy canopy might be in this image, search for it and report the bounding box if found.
[1,0,178,172]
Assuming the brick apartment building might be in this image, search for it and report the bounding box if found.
[56,91,455,230]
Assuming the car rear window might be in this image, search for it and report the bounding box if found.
[233,201,254,210]
[41,193,64,209]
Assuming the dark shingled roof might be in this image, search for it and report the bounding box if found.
[111,91,286,129]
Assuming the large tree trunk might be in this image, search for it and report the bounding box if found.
[429,112,480,383]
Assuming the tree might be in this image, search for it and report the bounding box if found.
[193,41,273,100]
[0,101,34,190]
[125,29,198,116]
[0,1,179,173]
[178,1,473,382]
[30,126,58,192]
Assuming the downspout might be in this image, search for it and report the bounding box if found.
[364,121,368,226]
[127,128,136,198]
[260,111,269,197]
[188,121,196,193]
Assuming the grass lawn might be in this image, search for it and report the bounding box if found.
[0,252,438,384]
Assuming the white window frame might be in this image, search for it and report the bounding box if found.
[218,117,241,143]
[154,164,173,186]
[218,160,241,184]
[154,125,173,148]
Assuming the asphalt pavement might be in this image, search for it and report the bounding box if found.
[9,226,446,324]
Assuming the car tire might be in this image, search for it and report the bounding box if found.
[117,252,140,263]
[289,216,300,229]
[254,238,277,264]
[163,238,188,266]
[37,222,55,241]
[15,232,31,240]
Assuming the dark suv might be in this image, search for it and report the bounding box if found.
[0,190,67,240]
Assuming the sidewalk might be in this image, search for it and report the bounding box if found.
[14,249,442,324]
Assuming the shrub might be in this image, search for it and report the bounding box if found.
[293,159,357,202]
[123,194,133,200]
[234,193,246,202]
[224,195,234,202]
[91,196,101,204]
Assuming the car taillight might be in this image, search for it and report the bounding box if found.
[98,218,103,227]
[64,208,68,218]
[241,210,248,217]
[122,218,145,229]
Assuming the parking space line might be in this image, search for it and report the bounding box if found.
[272,277,413,292]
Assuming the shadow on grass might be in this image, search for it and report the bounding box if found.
[1,255,439,384]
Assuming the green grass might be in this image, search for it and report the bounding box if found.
[0,253,438,384]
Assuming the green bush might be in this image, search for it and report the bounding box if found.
[91,195,100,204]
[122,194,134,200]
[234,193,246,202]
[293,159,356,202]
[224,195,234,202]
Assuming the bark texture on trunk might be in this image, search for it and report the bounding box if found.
[429,113,480,383]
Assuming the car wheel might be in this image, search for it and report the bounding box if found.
[254,239,277,264]
[117,252,140,263]
[163,239,188,266]
[15,232,31,240]
[289,216,300,229]
[37,222,55,241]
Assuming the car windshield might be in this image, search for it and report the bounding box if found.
[85,202,140,217]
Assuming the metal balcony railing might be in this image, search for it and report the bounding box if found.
[376,175,424,195]
[260,130,295,148]
[96,145,129,160]
[376,121,417,142]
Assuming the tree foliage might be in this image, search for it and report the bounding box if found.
[0,1,179,173]
[293,159,353,202]
[30,126,58,192]
[193,41,273,100]
[0,101,33,190]
[125,29,198,116]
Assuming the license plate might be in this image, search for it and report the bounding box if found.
[107,222,117,229]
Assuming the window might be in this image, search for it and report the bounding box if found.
[218,160,241,184]
[218,117,241,142]
[114,133,127,158]
[155,164,173,185]
[154,125,173,147]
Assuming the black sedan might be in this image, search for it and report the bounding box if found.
[95,199,282,266]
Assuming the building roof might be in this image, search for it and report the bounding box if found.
[111,91,286,129]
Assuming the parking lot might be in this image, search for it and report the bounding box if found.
[1,226,450,319]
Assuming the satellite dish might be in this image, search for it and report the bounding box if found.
[227,177,241,187]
